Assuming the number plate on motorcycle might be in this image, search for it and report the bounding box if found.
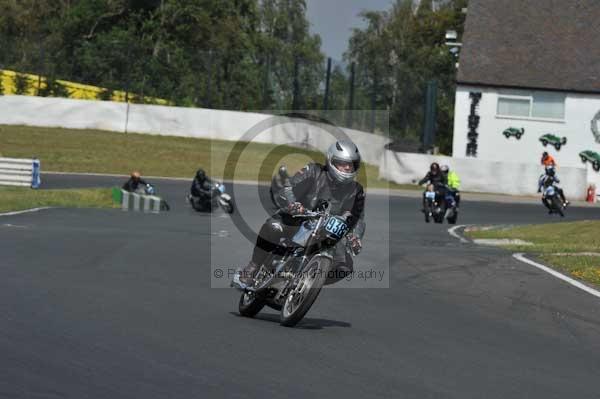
[324,217,348,239]
[425,191,436,200]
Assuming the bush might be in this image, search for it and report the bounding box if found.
[13,73,30,95]
[97,88,113,101]
[39,77,70,98]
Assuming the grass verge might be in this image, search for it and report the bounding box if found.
[0,125,417,190]
[0,186,117,213]
[466,221,600,287]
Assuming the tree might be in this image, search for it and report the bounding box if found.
[344,0,467,152]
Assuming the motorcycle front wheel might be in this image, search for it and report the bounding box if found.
[238,291,265,317]
[280,256,331,327]
[433,207,444,223]
[219,195,235,214]
[424,199,433,223]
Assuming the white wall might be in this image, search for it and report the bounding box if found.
[452,85,600,186]
[380,150,589,199]
[0,96,390,166]
[0,95,128,132]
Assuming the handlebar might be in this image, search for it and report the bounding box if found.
[292,210,324,218]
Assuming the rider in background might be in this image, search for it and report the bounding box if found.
[441,164,461,208]
[538,152,557,193]
[541,151,556,168]
[540,166,569,212]
[122,171,148,192]
[188,168,217,211]
[418,162,447,209]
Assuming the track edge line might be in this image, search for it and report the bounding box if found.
[0,207,53,217]
[512,253,600,300]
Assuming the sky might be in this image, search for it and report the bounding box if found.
[305,0,394,60]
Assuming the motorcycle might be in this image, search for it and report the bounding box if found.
[133,183,156,196]
[543,185,565,217]
[135,183,170,211]
[188,181,234,214]
[423,184,444,223]
[232,201,350,327]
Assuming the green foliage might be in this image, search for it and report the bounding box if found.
[0,186,117,213]
[346,0,467,152]
[0,0,325,111]
[39,77,70,98]
[97,88,113,101]
[13,73,30,94]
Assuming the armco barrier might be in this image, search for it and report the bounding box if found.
[0,157,40,188]
[380,150,589,198]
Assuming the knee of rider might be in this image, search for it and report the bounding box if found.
[257,220,284,244]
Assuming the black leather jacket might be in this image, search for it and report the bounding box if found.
[273,163,366,238]
[122,177,148,192]
[191,176,214,198]
[418,171,447,187]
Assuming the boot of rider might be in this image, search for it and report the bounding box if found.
[558,189,569,207]
[237,219,286,286]
[236,246,269,288]
[238,261,259,286]
[542,198,553,214]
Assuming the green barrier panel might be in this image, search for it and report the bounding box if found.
[112,187,122,204]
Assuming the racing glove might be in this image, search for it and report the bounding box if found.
[347,234,362,255]
[287,202,305,216]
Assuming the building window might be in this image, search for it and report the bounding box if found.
[497,91,565,120]
[497,97,530,117]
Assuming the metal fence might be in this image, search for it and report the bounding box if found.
[0,40,435,144]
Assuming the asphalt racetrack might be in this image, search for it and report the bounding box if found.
[2,173,600,398]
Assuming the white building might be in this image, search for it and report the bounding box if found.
[452,0,600,187]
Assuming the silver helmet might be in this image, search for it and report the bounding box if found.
[326,140,361,184]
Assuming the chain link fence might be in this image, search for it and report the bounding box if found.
[0,40,435,147]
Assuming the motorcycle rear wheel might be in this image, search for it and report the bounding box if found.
[446,209,458,224]
[551,196,564,217]
[280,256,331,327]
[221,201,234,214]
